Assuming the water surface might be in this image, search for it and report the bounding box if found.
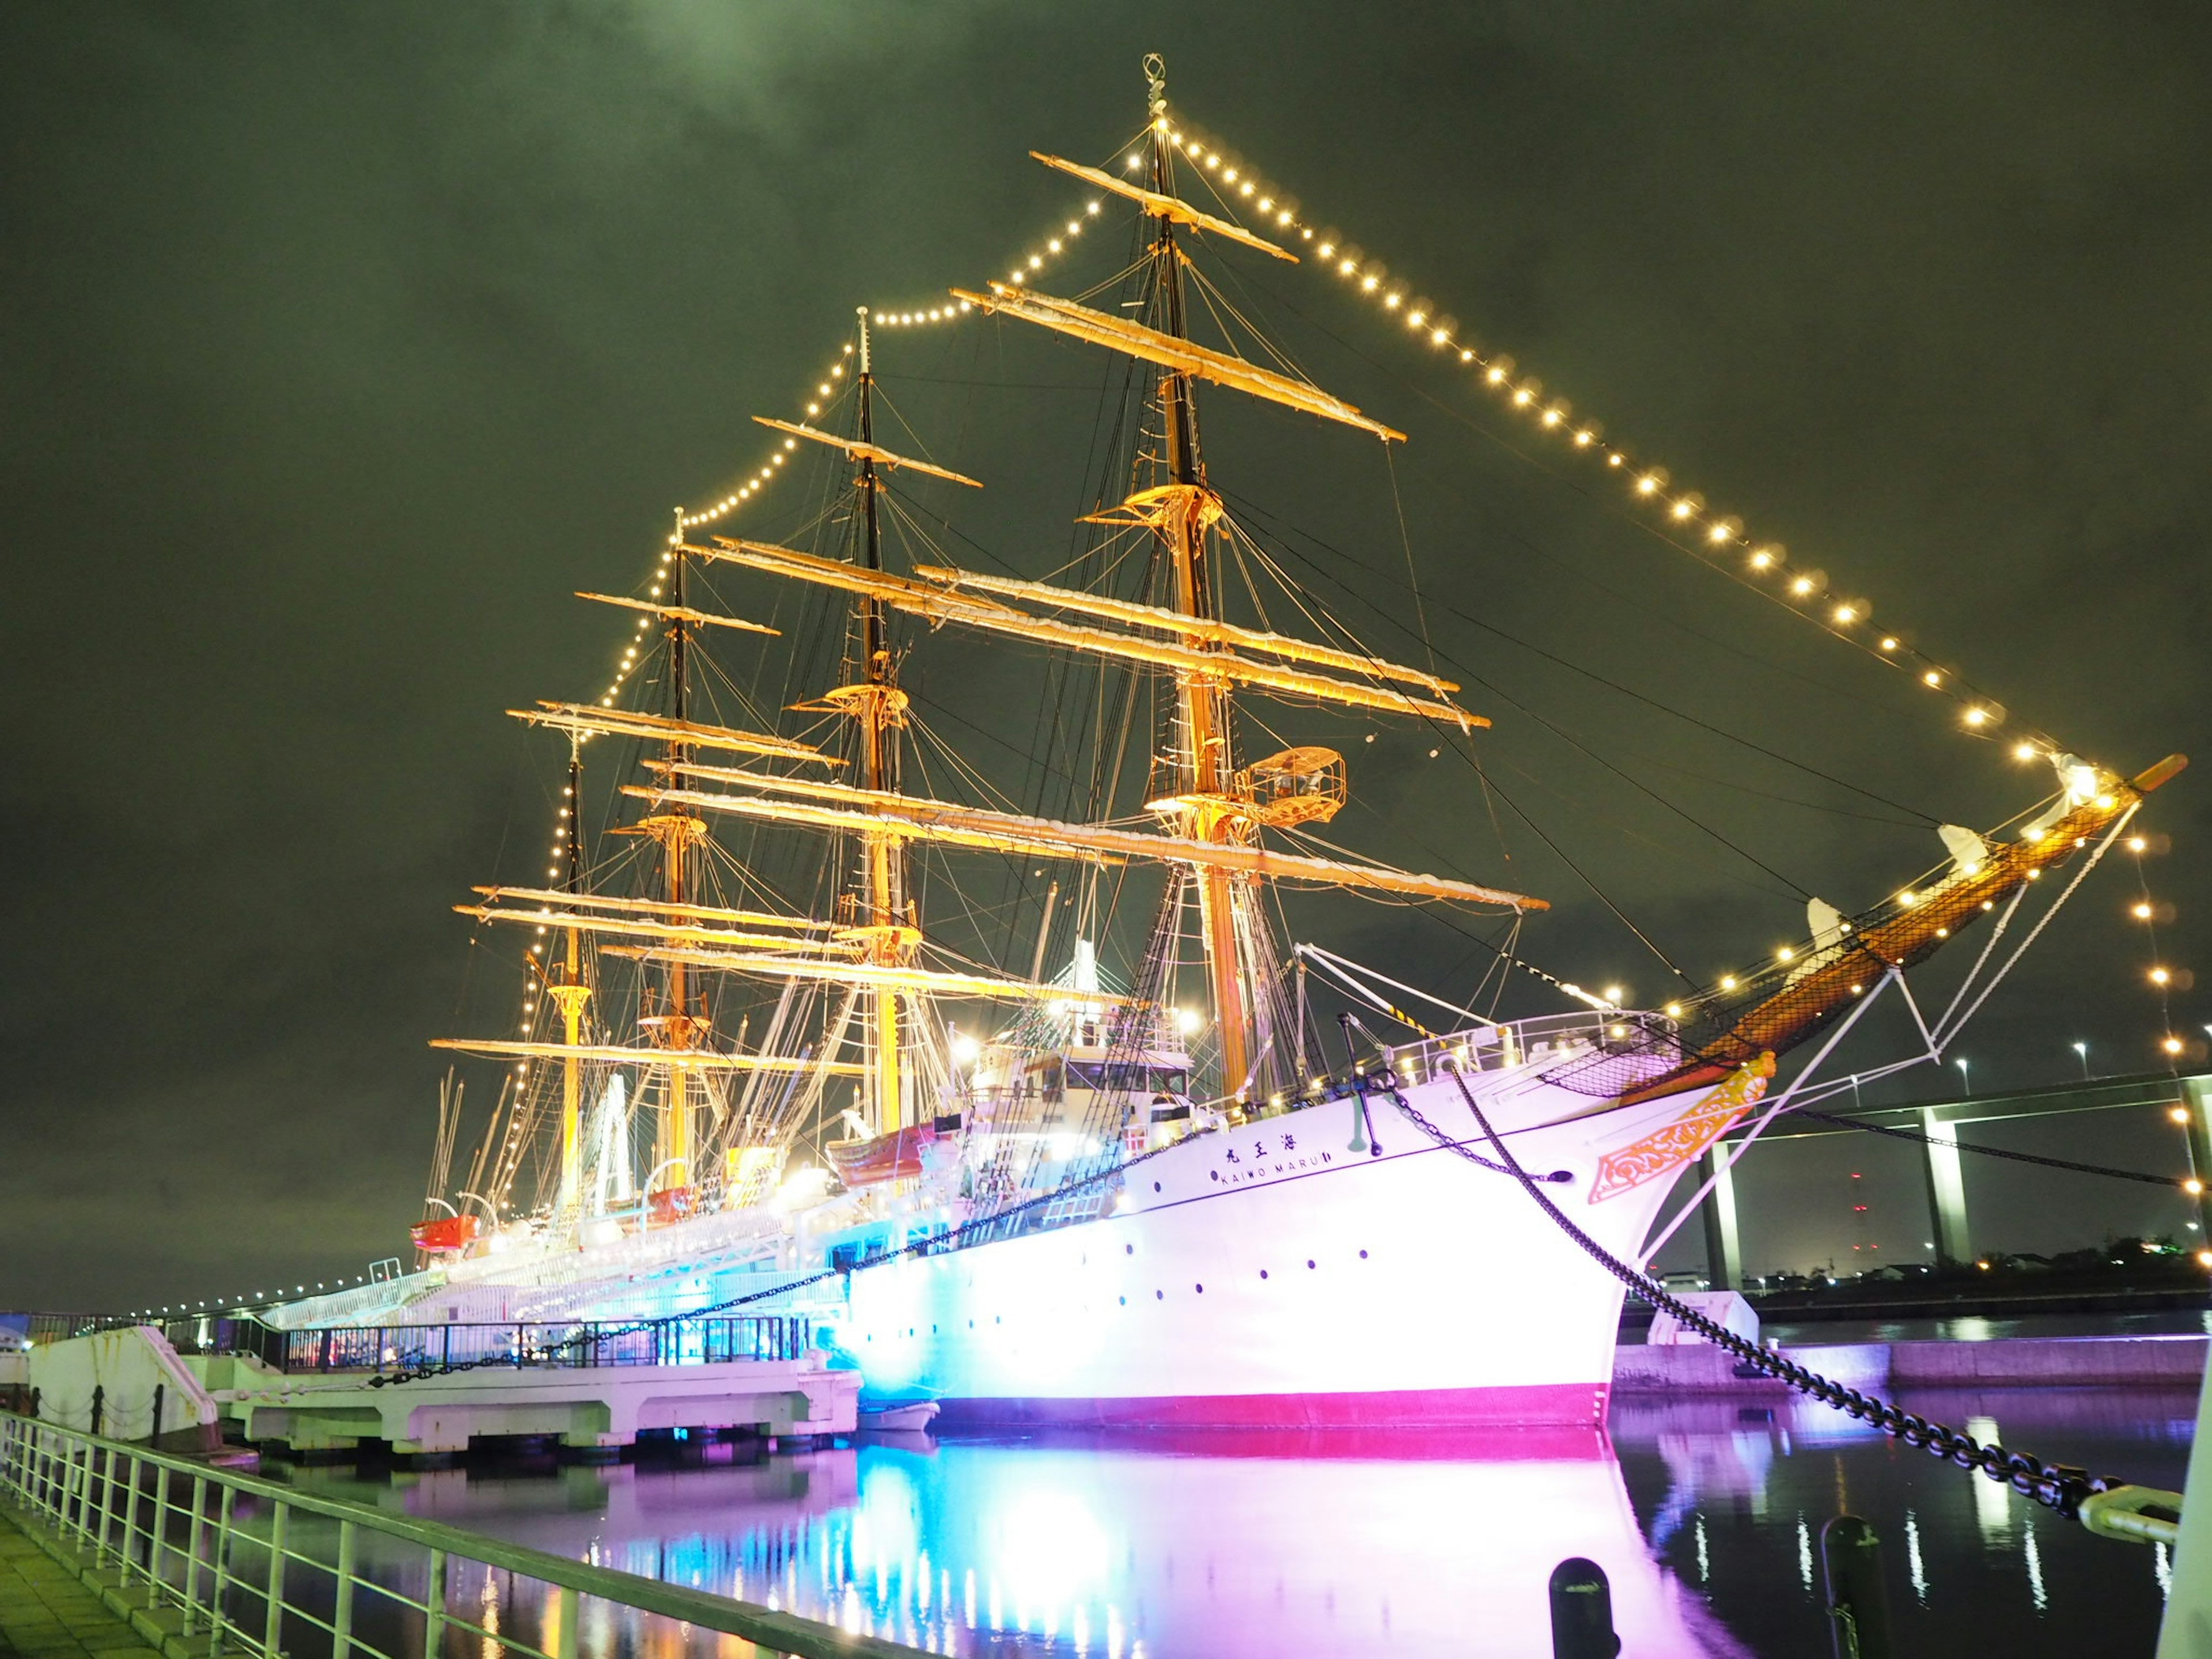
[281,1384,2189,1656]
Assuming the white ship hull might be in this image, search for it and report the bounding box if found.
[274,1039,1735,1433]
[831,1066,1715,1429]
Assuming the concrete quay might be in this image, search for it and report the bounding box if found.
[24,1325,861,1459]
[209,1354,861,1456]
[1611,1331,2209,1394]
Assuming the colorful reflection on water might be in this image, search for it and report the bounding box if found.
[289,1385,2190,1657]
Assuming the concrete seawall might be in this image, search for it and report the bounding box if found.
[1612,1332,2208,1393]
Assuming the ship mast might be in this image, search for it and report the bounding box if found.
[643,513,706,1192]
[850,308,915,1132]
[1143,58,1251,1097]
[550,743,592,1213]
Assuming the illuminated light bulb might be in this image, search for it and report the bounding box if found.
[1608,452,1625,466]
[1541,407,1563,427]
[2169,1037,2188,1058]
[2095,793,2116,809]
[1664,1002,1684,1017]
[1205,155,1221,169]
[1086,200,1101,214]
[1790,575,1816,596]
[1486,366,1508,385]
[1241,181,1256,198]
[1922,670,1943,687]
[2173,1107,2192,1124]
[2129,835,2149,852]
[1898,890,1918,907]
[1964,706,1990,726]
[1126,154,1143,171]
[1407,309,1426,327]
[1223,168,1238,183]
[1708,521,1732,544]
[1512,387,1532,406]
[1459,347,1475,362]
[1832,604,1858,624]
[818,383,831,396]
[1279,209,1294,225]
[1636,474,1661,495]
[1048,239,1062,253]
[1574,429,1594,446]
[831,363,844,376]
[1433,327,1449,346]
[1361,273,1380,291]
[2135,902,2155,919]
[1317,242,1335,257]
[1257,196,1272,211]
[1603,984,1625,1003]
[1934,927,1949,938]
[1719,975,1738,991]
[1384,291,1403,309]
[1671,499,1696,521]
[1776,946,1794,962]
[2151,967,2173,986]
[1028,254,1043,269]
[1339,259,1357,276]
[806,403,819,416]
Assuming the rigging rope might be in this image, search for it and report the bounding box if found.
[1782,1105,2193,1190]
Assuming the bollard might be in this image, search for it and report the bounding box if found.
[90,1384,104,1438]
[1548,1556,1621,1659]
[1821,1514,1895,1659]
[150,1383,164,1447]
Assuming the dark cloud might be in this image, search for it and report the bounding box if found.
[4,3,2207,1308]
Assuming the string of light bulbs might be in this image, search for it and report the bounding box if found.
[1123,112,2195,1060]
[1141,113,2081,765]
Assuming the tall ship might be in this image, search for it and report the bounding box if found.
[270,60,2180,1428]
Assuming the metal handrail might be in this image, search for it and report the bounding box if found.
[0,1414,935,1659]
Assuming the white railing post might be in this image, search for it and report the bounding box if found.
[151,1460,172,1596]
[332,1518,357,1659]
[94,1445,116,1557]
[423,1548,449,1659]
[182,1473,208,1638]
[552,1582,579,1659]
[262,1499,289,1658]
[210,1483,237,1658]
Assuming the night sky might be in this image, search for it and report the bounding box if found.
[5,4,2209,1312]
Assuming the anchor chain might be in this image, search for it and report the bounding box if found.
[1395,1059,2122,1521]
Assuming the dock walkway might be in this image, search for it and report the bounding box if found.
[0,1508,164,1659]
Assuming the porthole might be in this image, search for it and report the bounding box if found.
[1359,1249,1369,1259]
[1125,1244,1135,1255]
[1153,1181,1162,1193]
[1259,1269,1269,1280]
[1195,1283,1205,1294]
[1118,1296,1127,1306]
[1155,1290,1164,1301]
[1306,1259,1316,1270]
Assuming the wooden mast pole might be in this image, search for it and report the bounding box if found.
[652,509,700,1194]
[1146,56,1251,1098]
[550,743,592,1214]
[855,307,910,1132]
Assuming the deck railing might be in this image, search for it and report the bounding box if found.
[0,1413,933,1659]
[228,1316,815,1375]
